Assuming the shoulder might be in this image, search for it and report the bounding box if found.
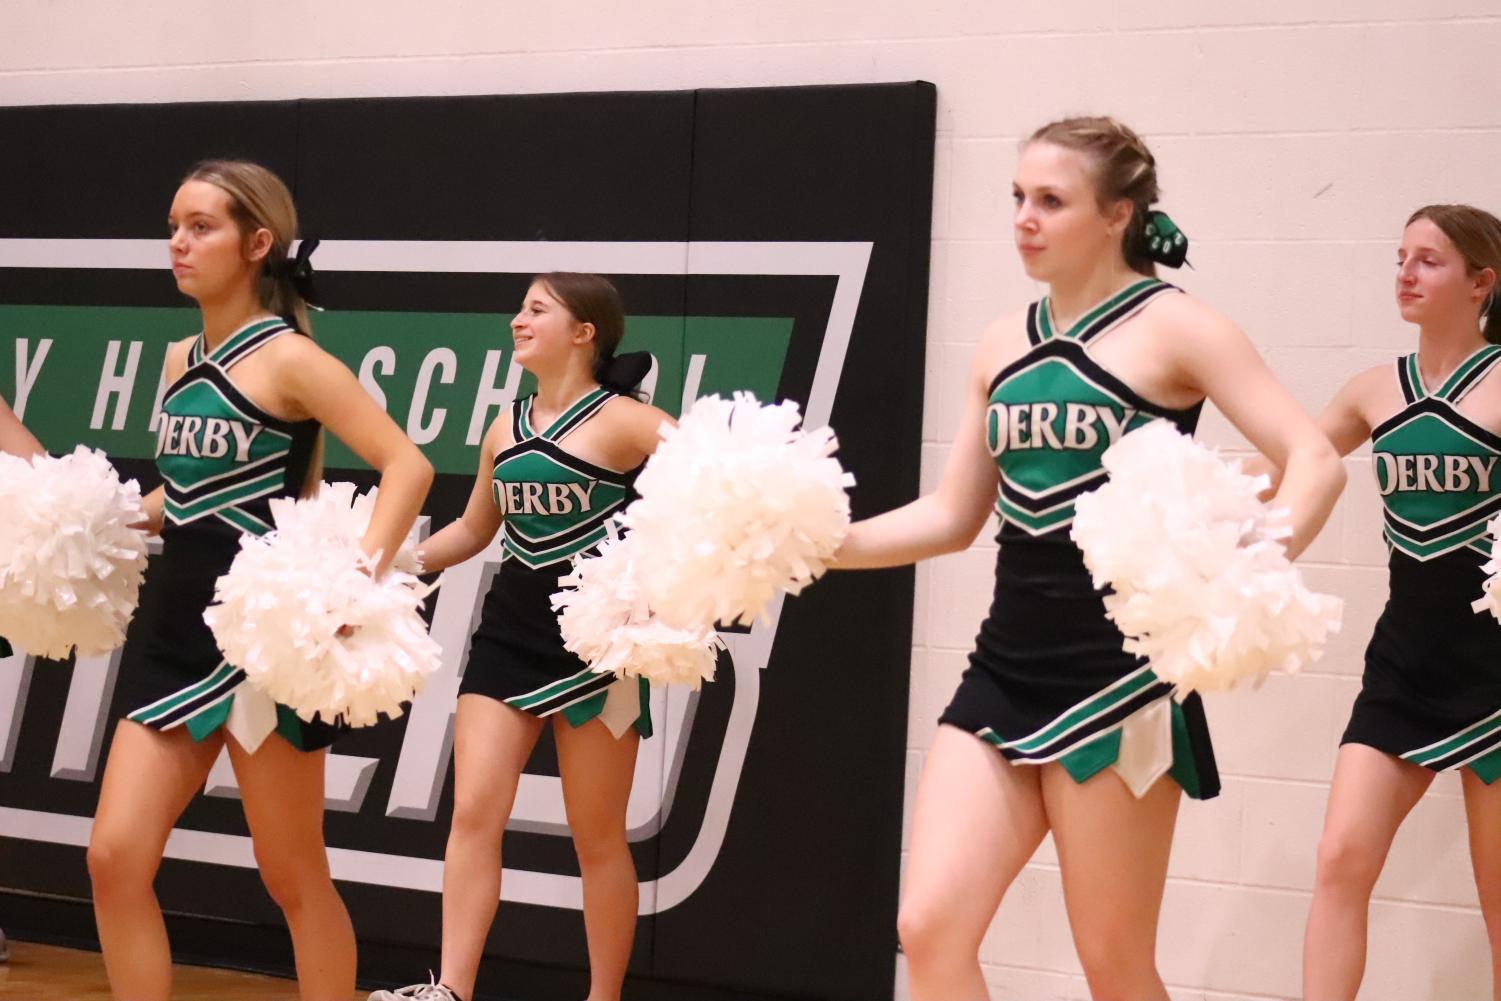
[600,394,673,455]
[1338,361,1398,402]
[259,329,326,364]
[972,306,1033,383]
[163,335,197,381]
[1141,288,1241,345]
[602,393,673,434]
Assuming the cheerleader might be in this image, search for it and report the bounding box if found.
[370,274,669,1001]
[85,160,433,1001]
[834,117,1345,1000]
[1301,205,1501,1000]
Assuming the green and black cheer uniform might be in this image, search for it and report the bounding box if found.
[939,278,1221,799]
[460,386,652,737]
[1344,345,1501,781]
[117,317,341,751]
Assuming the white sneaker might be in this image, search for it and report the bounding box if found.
[367,977,463,1001]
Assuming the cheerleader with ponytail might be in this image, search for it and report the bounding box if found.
[370,274,670,1001]
[1301,204,1501,1000]
[86,160,433,1001]
[834,117,1345,1000]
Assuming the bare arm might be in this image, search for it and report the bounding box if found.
[833,321,1015,569]
[280,340,434,576]
[0,394,42,458]
[1168,299,1347,559]
[418,419,505,574]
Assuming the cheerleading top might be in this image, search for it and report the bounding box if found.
[939,277,1220,799]
[119,316,336,751]
[493,386,635,569]
[1343,344,1501,781]
[461,385,651,737]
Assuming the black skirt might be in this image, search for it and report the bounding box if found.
[1344,549,1501,782]
[117,525,343,751]
[460,559,651,736]
[939,525,1219,799]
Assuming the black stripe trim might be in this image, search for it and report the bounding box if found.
[1371,397,1501,452]
[1427,722,1501,772]
[525,672,617,716]
[216,324,296,370]
[511,397,529,442]
[998,468,1107,514]
[546,390,616,443]
[1000,681,1174,762]
[1396,356,1420,406]
[504,504,622,556]
[1383,491,1501,544]
[1075,282,1178,344]
[163,449,289,503]
[1447,350,1501,403]
[1025,301,1044,346]
[493,437,637,485]
[143,668,246,730]
[986,338,1202,428]
[162,365,315,437]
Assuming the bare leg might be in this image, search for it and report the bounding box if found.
[898,725,1048,1001]
[554,716,642,1001]
[1042,762,1180,1001]
[1461,767,1501,1001]
[229,732,354,1001]
[87,721,223,1001]
[437,695,544,1000]
[1303,743,1433,1001]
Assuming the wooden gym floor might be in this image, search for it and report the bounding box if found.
[0,939,361,1000]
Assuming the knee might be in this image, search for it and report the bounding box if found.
[897,897,970,968]
[87,833,156,899]
[1314,829,1385,898]
[449,789,507,843]
[1074,936,1159,998]
[254,853,330,916]
[569,814,628,870]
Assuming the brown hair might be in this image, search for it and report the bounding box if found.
[534,272,626,385]
[1026,116,1161,277]
[184,160,311,333]
[1406,204,1501,343]
[184,160,322,492]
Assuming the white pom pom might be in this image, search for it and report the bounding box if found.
[552,529,722,689]
[1471,514,1501,620]
[622,392,855,629]
[0,446,148,659]
[203,482,440,727]
[1071,421,1343,694]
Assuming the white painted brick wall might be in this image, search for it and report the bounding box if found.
[4,3,1498,997]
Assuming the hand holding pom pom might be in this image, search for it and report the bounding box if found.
[622,392,855,629]
[0,446,148,659]
[203,482,441,727]
[1071,421,1343,694]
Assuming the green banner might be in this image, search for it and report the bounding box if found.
[0,306,793,475]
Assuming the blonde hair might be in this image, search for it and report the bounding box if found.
[184,159,322,490]
[1026,116,1161,277]
[184,160,311,333]
[1407,204,1501,343]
